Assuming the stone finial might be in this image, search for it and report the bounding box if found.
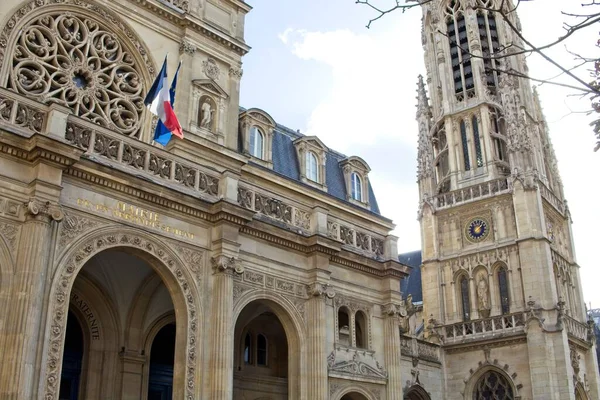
[416,74,431,119]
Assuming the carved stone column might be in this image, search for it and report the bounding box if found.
[305,283,334,398]
[383,304,404,400]
[0,200,63,400]
[208,255,243,400]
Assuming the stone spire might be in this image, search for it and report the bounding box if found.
[533,86,563,196]
[416,74,431,119]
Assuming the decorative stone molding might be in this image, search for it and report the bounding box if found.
[211,254,244,275]
[327,219,384,259]
[202,58,221,80]
[65,119,219,198]
[308,282,335,299]
[43,230,199,400]
[400,335,441,363]
[327,348,387,382]
[58,212,103,252]
[339,156,371,206]
[237,187,311,232]
[329,379,383,400]
[229,66,243,80]
[176,245,204,286]
[179,39,196,55]
[0,220,19,254]
[0,94,46,134]
[293,136,329,190]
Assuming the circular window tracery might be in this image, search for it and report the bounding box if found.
[473,370,514,400]
[8,11,145,137]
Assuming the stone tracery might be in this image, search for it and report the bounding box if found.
[4,6,148,138]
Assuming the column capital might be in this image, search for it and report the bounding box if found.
[308,282,335,299]
[25,199,64,222]
[211,254,244,276]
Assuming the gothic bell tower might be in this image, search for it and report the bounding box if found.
[415,0,600,398]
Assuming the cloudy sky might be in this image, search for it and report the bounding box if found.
[239,1,600,308]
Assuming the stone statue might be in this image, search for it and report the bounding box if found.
[477,274,490,311]
[200,99,214,130]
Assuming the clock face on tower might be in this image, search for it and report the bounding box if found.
[465,217,490,243]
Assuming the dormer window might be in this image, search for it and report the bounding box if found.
[249,126,264,159]
[340,156,371,208]
[351,172,362,201]
[306,151,319,182]
[239,108,276,168]
[293,136,328,191]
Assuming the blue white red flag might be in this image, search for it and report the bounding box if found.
[144,57,183,142]
[153,61,182,146]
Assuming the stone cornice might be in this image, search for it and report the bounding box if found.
[443,335,527,354]
[0,133,82,169]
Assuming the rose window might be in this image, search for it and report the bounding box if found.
[8,12,145,137]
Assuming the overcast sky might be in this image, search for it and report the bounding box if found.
[239,1,600,308]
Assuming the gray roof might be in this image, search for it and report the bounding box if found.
[399,250,423,302]
[240,117,381,215]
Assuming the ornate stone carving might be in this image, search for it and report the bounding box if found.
[202,58,220,80]
[476,271,490,315]
[176,245,204,285]
[229,66,243,79]
[44,232,198,399]
[199,97,215,129]
[308,282,335,299]
[0,220,19,252]
[26,199,64,222]
[59,213,102,250]
[233,283,253,301]
[327,348,387,380]
[211,254,244,275]
[7,10,146,137]
[179,39,196,55]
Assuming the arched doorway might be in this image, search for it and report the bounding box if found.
[148,323,176,400]
[233,300,290,398]
[59,311,84,400]
[404,384,431,400]
[341,393,369,400]
[44,229,200,400]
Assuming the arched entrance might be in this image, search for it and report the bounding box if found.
[148,323,176,400]
[42,229,200,400]
[404,384,431,400]
[341,393,369,400]
[233,300,289,398]
[59,311,84,400]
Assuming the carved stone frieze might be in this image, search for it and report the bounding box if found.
[327,219,384,258]
[327,348,387,381]
[176,245,204,285]
[58,212,103,251]
[0,220,19,254]
[44,232,198,400]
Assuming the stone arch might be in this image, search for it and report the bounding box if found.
[0,0,157,139]
[334,385,378,400]
[70,272,121,398]
[125,272,164,350]
[463,364,520,400]
[233,290,306,399]
[39,226,201,400]
[404,384,431,400]
[141,312,176,400]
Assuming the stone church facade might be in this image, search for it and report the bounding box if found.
[0,0,596,400]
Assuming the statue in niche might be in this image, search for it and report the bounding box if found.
[477,273,490,316]
[199,97,214,130]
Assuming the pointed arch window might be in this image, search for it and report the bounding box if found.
[306,151,319,182]
[473,369,515,400]
[351,172,362,201]
[472,116,483,168]
[256,334,267,366]
[497,266,510,315]
[446,1,473,96]
[249,126,264,159]
[477,5,501,88]
[461,120,471,171]
[459,275,471,321]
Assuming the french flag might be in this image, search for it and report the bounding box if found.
[144,57,183,140]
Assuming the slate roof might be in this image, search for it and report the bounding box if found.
[399,250,423,302]
[240,115,381,215]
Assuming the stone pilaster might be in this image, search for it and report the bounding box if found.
[305,283,333,397]
[208,255,243,400]
[383,303,403,400]
[0,199,63,400]
[177,38,196,132]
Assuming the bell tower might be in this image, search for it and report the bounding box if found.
[415,0,600,398]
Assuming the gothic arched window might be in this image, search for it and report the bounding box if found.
[306,151,319,182]
[472,116,483,168]
[473,369,515,400]
[459,275,471,321]
[6,10,150,138]
[249,126,264,159]
[446,1,473,97]
[461,120,471,171]
[476,4,501,88]
[257,334,268,366]
[497,266,510,314]
[351,172,362,201]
